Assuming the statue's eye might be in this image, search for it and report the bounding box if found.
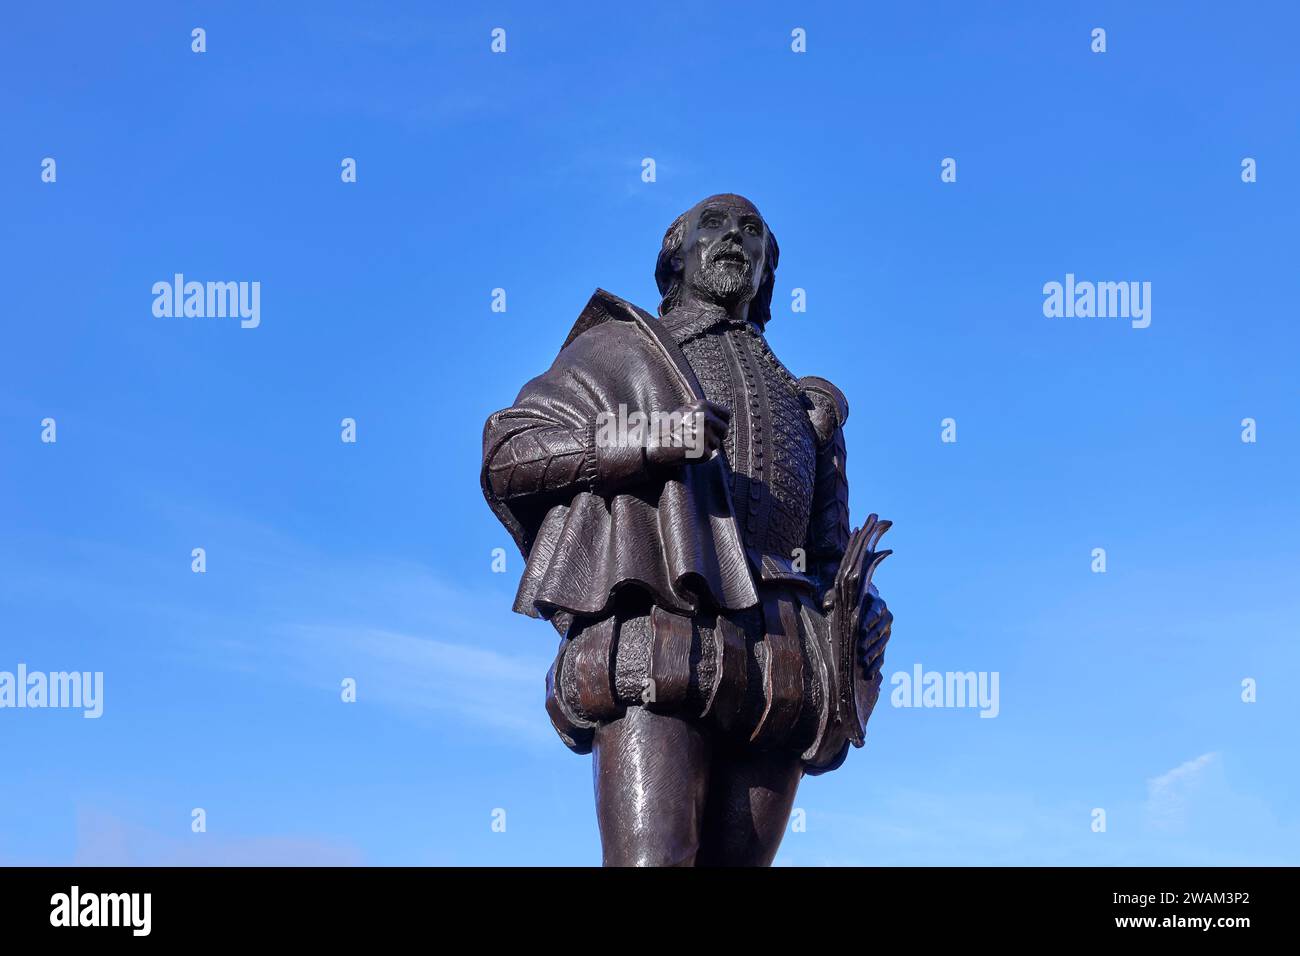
[744,223,760,236]
[703,217,721,228]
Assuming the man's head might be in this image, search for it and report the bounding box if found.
[655,194,780,326]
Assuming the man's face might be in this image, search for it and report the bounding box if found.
[678,197,767,308]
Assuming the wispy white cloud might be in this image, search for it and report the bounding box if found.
[1146,752,1219,831]
[74,809,364,867]
[279,623,553,744]
[177,519,561,746]
[2,498,561,749]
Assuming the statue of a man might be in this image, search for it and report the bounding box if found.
[481,194,893,866]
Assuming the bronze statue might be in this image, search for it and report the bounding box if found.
[481,194,893,866]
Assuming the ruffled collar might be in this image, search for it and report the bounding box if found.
[660,303,762,343]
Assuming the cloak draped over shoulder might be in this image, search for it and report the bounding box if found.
[481,290,760,635]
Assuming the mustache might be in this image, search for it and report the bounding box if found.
[709,244,751,265]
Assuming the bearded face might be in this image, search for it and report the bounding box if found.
[678,197,768,309]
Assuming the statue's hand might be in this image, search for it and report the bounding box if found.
[858,595,893,680]
[646,400,729,469]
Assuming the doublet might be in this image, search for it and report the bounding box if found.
[665,306,819,581]
[542,305,849,762]
[481,289,855,768]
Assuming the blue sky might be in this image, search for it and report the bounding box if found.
[2,1,1297,865]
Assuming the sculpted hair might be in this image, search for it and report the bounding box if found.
[654,205,780,327]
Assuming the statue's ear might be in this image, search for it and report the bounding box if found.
[670,255,683,272]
